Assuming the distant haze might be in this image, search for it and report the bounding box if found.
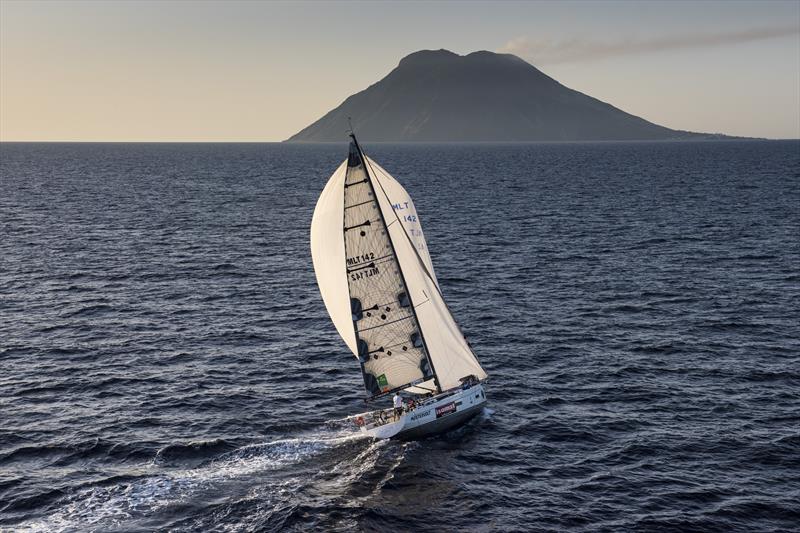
[1,0,798,141]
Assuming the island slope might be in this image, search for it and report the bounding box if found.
[287,49,708,142]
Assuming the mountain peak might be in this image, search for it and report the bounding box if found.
[398,49,529,68]
[465,50,519,61]
[397,49,460,67]
[287,49,705,142]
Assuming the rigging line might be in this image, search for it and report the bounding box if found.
[350,252,393,264]
[344,220,372,231]
[369,351,417,366]
[375,339,416,350]
[372,255,398,268]
[356,313,414,333]
[413,297,431,308]
[346,262,376,274]
[344,177,369,188]
[376,299,404,308]
[344,199,376,210]
[353,299,407,317]
[349,259,391,276]
[406,385,436,393]
[364,156,480,359]
[375,353,424,367]
[347,256,392,274]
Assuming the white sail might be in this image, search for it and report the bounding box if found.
[310,161,355,353]
[311,140,486,399]
[365,160,437,285]
[312,144,434,398]
[365,157,487,391]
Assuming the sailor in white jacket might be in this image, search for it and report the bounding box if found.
[393,393,404,420]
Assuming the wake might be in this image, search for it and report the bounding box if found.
[15,426,373,533]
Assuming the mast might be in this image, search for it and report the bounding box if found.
[349,133,442,395]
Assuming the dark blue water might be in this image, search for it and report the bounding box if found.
[1,141,798,532]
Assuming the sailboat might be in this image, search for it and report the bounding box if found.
[310,133,488,440]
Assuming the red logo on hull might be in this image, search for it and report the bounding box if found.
[435,402,456,418]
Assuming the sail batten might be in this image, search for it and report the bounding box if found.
[310,137,486,401]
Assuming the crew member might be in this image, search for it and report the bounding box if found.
[393,392,404,420]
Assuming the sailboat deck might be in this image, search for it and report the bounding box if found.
[352,384,474,430]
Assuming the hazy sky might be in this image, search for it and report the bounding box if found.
[1,0,798,141]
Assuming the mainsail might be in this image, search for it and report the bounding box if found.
[310,136,487,400]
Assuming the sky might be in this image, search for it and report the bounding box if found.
[1,0,798,141]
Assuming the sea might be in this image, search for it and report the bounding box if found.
[0,140,798,532]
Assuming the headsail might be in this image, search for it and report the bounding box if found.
[365,157,487,392]
[310,136,486,400]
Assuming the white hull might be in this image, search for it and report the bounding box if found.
[356,384,487,440]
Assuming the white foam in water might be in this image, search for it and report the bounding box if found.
[329,437,388,483]
[205,437,392,533]
[374,440,417,492]
[17,431,369,533]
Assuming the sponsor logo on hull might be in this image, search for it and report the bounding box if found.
[435,401,457,418]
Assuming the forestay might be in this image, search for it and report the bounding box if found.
[310,137,487,400]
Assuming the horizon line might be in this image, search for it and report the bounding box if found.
[2,138,796,144]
